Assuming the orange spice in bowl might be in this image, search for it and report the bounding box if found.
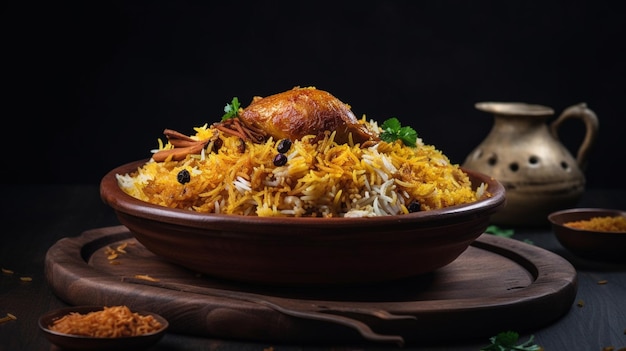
[548,208,626,262]
[564,215,626,232]
[48,305,163,338]
[39,305,168,350]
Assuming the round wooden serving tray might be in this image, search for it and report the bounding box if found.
[45,225,577,346]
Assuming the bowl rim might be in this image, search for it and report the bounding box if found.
[100,159,506,229]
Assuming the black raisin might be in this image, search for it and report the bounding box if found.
[273,153,288,166]
[177,169,191,184]
[407,201,421,213]
[212,138,223,153]
[277,139,292,153]
[237,138,246,153]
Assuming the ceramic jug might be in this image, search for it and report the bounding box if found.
[462,102,599,227]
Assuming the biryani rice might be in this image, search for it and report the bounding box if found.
[117,118,486,217]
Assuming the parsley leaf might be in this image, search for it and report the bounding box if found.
[221,97,241,121]
[485,225,514,238]
[481,331,542,351]
[485,226,535,245]
[380,117,418,146]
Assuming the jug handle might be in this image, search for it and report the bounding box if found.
[550,102,599,172]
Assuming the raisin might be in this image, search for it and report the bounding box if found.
[277,139,292,153]
[212,138,223,153]
[407,201,421,213]
[237,138,246,153]
[273,154,288,166]
[177,169,191,184]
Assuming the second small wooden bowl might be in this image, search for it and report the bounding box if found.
[548,208,626,262]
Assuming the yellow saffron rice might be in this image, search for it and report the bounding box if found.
[117,119,487,217]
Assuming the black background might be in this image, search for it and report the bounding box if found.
[3,1,625,189]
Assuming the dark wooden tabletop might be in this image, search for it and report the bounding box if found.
[1,184,625,351]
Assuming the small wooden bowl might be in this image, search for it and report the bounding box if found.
[548,208,626,262]
[39,306,168,351]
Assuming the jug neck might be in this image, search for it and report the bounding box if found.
[491,114,550,133]
[476,102,555,133]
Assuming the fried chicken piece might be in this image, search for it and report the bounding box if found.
[239,87,378,145]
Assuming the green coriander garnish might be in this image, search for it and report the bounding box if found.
[481,331,542,351]
[380,117,418,146]
[485,225,534,245]
[485,225,514,238]
[221,97,241,121]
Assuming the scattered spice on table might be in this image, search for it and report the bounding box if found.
[0,313,17,324]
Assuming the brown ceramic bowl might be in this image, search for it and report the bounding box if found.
[39,305,168,351]
[548,208,626,262]
[100,159,506,286]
